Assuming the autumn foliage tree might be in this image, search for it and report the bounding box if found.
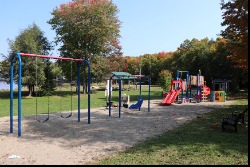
[220,0,248,70]
[48,0,122,92]
[48,0,122,58]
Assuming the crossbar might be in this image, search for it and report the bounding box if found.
[132,75,145,78]
[20,53,83,62]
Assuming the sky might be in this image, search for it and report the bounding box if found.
[0,0,225,61]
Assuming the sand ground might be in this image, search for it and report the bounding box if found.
[0,99,234,165]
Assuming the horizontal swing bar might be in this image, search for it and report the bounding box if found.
[19,53,83,62]
[131,75,145,78]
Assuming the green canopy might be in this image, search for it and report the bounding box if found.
[112,71,130,76]
[112,72,144,80]
[107,72,147,80]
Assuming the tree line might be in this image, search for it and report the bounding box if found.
[0,0,248,95]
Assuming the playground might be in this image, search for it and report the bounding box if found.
[0,99,234,165]
[0,53,246,165]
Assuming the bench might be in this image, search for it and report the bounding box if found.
[221,107,248,132]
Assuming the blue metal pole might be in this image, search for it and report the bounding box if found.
[140,78,142,97]
[118,78,121,118]
[77,62,82,122]
[199,76,202,102]
[83,59,91,124]
[148,75,150,112]
[197,74,199,103]
[17,53,22,137]
[109,77,112,117]
[189,75,192,100]
[181,88,184,103]
[10,63,14,134]
[176,70,179,102]
[10,52,22,137]
[176,70,179,79]
[186,71,189,99]
[77,60,91,124]
[189,81,192,99]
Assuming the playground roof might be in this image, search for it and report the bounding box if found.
[212,79,231,83]
[112,72,131,76]
[111,72,142,80]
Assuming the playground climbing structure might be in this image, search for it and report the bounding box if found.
[161,70,211,105]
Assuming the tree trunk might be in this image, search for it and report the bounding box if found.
[75,80,78,93]
[82,76,86,94]
[32,85,35,96]
[82,65,88,94]
[28,85,32,96]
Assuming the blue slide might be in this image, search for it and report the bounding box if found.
[129,97,143,110]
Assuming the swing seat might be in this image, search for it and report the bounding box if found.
[129,98,143,110]
[123,103,129,108]
[61,112,73,118]
[106,101,113,108]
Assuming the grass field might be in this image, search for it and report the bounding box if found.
[0,85,162,117]
[96,98,248,165]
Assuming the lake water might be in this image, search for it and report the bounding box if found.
[0,82,17,90]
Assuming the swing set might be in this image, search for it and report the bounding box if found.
[34,57,74,123]
[10,52,91,137]
[108,73,151,118]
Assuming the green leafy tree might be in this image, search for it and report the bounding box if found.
[3,23,53,96]
[158,69,173,92]
[0,60,9,82]
[90,56,111,83]
[48,0,122,93]
[140,54,164,84]
[220,0,248,70]
[40,60,58,95]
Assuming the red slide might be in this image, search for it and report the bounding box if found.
[162,88,182,105]
[202,85,211,95]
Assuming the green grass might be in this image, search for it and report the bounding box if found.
[95,99,248,165]
[0,85,162,117]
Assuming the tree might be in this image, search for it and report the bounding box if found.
[158,69,172,92]
[48,0,122,93]
[0,60,9,82]
[90,55,111,83]
[4,23,53,96]
[220,0,248,70]
[122,56,140,75]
